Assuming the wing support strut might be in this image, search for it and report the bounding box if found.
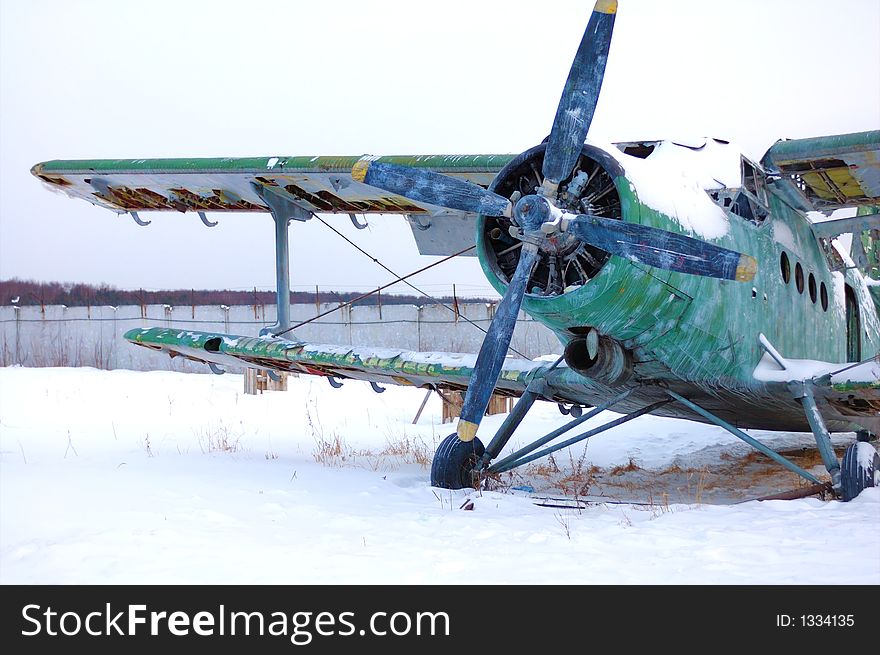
[251,182,314,336]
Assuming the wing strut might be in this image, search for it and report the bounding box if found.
[250,182,314,335]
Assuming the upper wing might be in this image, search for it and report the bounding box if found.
[32,153,515,256]
[31,154,512,215]
[761,130,880,212]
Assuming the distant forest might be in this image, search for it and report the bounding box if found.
[0,279,489,308]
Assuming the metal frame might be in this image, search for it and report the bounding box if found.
[489,396,671,474]
[471,379,827,489]
[666,390,822,485]
[483,389,632,470]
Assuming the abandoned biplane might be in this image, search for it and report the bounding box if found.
[31,0,880,500]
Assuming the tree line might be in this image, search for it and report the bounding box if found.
[1,278,488,309]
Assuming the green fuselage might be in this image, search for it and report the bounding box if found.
[477,143,879,431]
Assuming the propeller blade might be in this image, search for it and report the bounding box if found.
[565,214,757,281]
[542,0,617,187]
[352,161,512,217]
[456,244,541,442]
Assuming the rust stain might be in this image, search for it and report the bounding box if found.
[92,185,264,212]
[36,174,71,187]
[283,183,425,214]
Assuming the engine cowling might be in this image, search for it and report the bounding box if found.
[479,143,626,297]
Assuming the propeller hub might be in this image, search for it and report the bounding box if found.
[513,194,557,233]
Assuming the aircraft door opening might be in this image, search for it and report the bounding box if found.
[845,284,861,362]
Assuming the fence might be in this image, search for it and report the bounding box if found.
[0,303,562,372]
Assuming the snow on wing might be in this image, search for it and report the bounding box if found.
[124,327,553,398]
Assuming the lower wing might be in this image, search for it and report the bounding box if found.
[125,327,573,401]
[754,350,880,434]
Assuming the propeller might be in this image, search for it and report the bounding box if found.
[561,212,757,282]
[542,0,617,191]
[352,161,512,218]
[457,242,539,441]
[350,0,756,444]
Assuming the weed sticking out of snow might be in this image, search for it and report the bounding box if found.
[555,512,572,540]
[312,432,436,472]
[197,423,243,454]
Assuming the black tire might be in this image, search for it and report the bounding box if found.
[840,441,880,502]
[431,434,485,489]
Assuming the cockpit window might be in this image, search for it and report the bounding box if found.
[742,158,768,205]
[728,157,769,225]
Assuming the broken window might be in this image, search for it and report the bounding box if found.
[728,157,769,225]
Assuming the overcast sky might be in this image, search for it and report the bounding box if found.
[1,0,878,299]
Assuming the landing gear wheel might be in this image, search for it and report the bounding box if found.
[840,441,879,501]
[431,434,485,490]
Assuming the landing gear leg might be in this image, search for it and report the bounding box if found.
[789,382,841,492]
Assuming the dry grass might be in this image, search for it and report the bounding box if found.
[312,432,435,471]
[198,424,243,454]
[609,458,641,476]
[312,434,351,467]
[490,440,838,505]
[515,447,601,498]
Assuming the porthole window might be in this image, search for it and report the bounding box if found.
[820,282,828,311]
[780,252,791,284]
[795,262,804,294]
[808,273,817,303]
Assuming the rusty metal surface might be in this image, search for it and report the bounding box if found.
[762,130,880,211]
[30,154,513,215]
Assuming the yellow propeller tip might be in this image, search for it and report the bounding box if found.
[457,420,479,442]
[351,160,370,183]
[595,0,618,15]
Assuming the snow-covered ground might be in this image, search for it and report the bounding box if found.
[1,366,877,584]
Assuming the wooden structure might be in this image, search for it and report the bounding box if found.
[439,390,512,424]
[244,369,290,394]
